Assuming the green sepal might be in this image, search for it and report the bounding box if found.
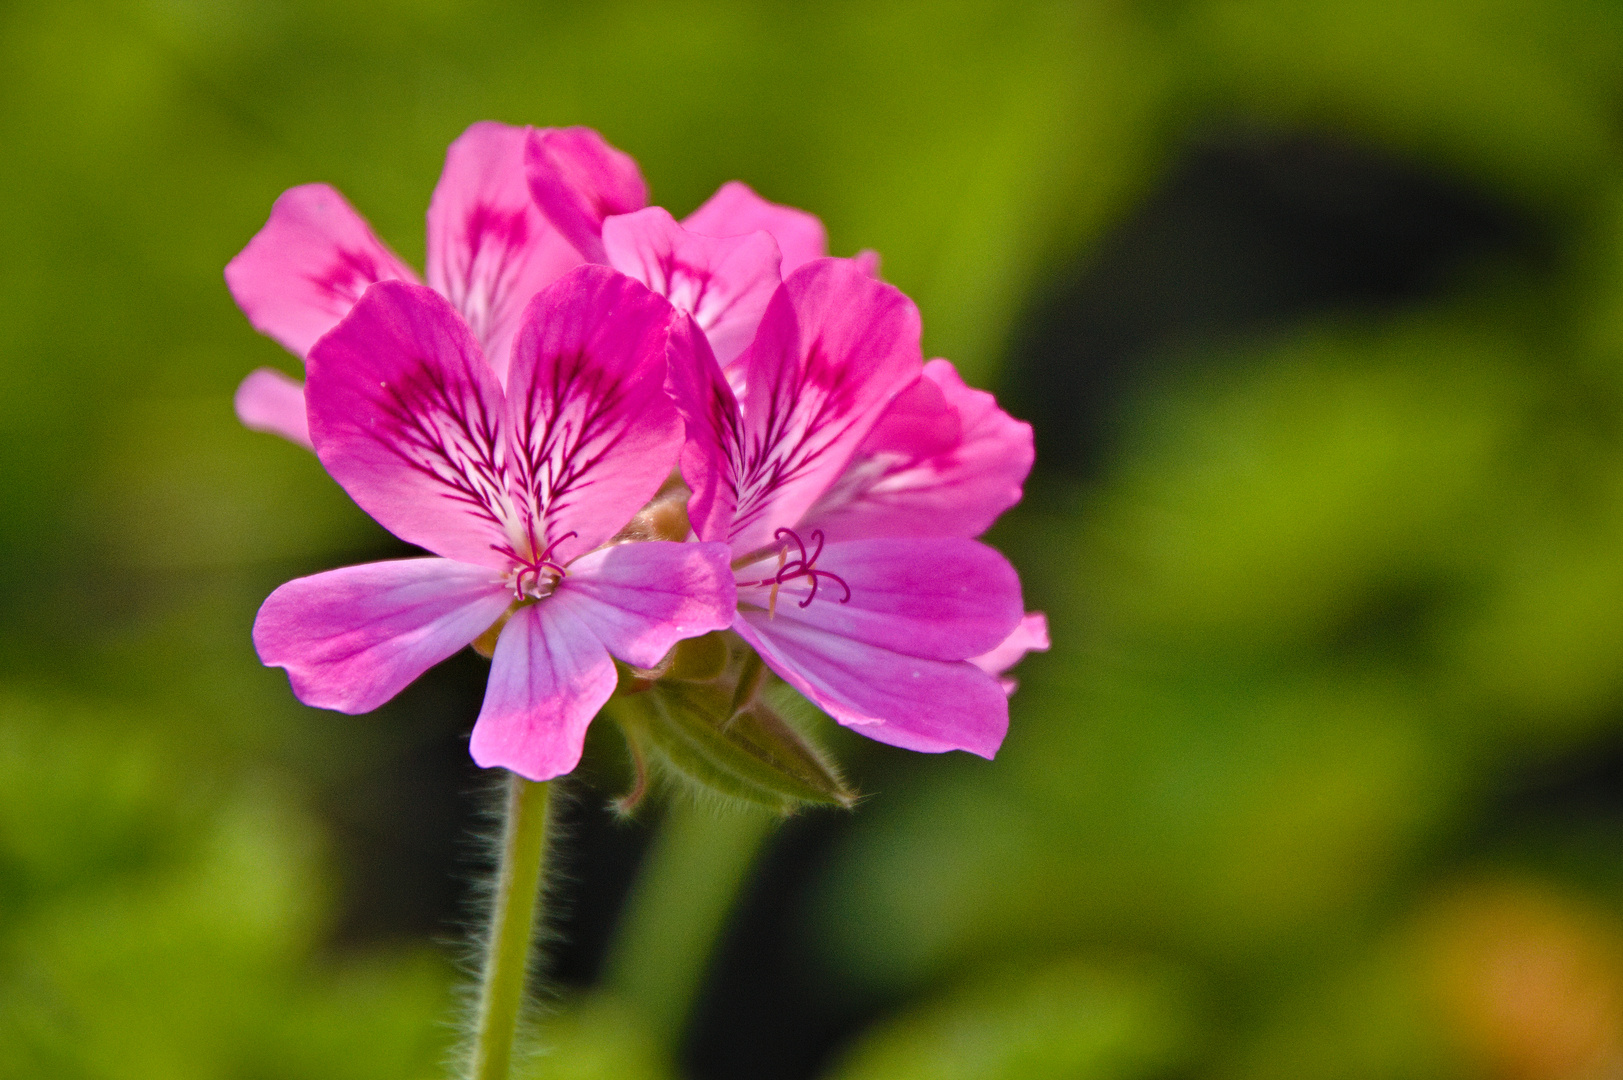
[611,677,856,812]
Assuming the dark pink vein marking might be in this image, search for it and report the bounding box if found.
[368,358,512,533]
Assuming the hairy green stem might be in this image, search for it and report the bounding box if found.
[470,773,551,1080]
[603,800,776,1047]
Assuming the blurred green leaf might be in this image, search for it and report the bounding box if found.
[825,959,1195,1080]
[516,994,674,1080]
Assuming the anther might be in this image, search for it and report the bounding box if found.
[743,527,851,616]
[500,531,579,600]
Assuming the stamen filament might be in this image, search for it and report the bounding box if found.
[743,527,852,614]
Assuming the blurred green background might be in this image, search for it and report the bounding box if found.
[7,0,1623,1077]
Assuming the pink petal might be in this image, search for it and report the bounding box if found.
[469,600,618,781]
[602,207,782,367]
[734,537,1022,661]
[802,359,1033,540]
[557,540,736,668]
[524,127,648,264]
[683,181,827,275]
[254,558,510,714]
[851,249,882,279]
[225,183,420,359]
[735,615,1009,758]
[306,282,518,567]
[723,259,924,554]
[503,265,682,562]
[426,121,583,383]
[234,367,312,449]
[665,313,745,547]
[971,612,1050,695]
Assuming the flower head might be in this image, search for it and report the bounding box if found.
[253,266,735,780]
[668,258,1040,758]
[238,123,1041,788]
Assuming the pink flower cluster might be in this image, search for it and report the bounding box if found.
[232,122,1047,782]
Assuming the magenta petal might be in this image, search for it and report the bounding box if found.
[469,601,618,781]
[602,207,782,367]
[225,183,420,359]
[802,359,1033,541]
[503,265,681,561]
[559,541,736,668]
[254,558,510,714]
[306,282,517,567]
[234,368,312,449]
[735,537,1022,661]
[426,121,583,383]
[851,250,882,279]
[722,259,924,554]
[524,127,648,264]
[683,181,827,275]
[666,313,743,545]
[735,615,1009,758]
[971,609,1050,686]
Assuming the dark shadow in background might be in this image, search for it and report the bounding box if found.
[326,124,1620,1080]
[1004,126,1533,474]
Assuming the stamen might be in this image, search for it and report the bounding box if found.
[742,527,852,616]
[494,530,579,600]
[767,545,787,618]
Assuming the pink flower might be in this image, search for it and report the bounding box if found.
[253,266,735,781]
[668,258,1033,758]
[529,131,872,371]
[227,121,644,448]
[528,126,827,274]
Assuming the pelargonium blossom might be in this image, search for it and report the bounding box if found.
[253,266,735,780]
[528,130,876,372]
[668,257,1039,757]
[798,353,1050,694]
[226,121,644,447]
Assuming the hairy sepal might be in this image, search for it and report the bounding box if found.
[608,643,854,812]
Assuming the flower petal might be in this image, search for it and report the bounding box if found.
[254,558,510,714]
[426,121,583,383]
[851,249,882,279]
[722,259,924,554]
[602,207,781,367]
[735,537,1023,662]
[306,281,519,567]
[802,359,1033,540]
[524,127,647,264]
[503,265,681,561]
[971,611,1050,695]
[225,183,420,359]
[666,313,744,545]
[970,611,1050,676]
[469,600,618,781]
[234,367,312,449]
[683,181,827,275]
[735,615,1009,758]
[558,540,736,668]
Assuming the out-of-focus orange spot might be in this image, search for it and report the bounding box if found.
[1417,880,1623,1080]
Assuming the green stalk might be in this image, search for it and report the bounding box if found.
[470,773,552,1080]
[602,800,776,1047]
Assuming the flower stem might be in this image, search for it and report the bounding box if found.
[470,772,551,1080]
